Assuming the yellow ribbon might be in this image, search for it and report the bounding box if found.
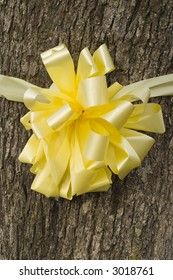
[0,44,173,199]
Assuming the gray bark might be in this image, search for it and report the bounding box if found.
[0,0,173,260]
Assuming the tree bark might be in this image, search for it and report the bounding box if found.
[0,0,173,260]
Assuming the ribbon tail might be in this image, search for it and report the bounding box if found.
[112,74,173,102]
[0,75,37,102]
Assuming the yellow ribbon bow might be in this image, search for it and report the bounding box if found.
[0,44,173,199]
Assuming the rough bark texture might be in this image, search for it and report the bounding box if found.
[0,0,173,260]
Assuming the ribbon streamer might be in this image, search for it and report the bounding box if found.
[0,44,173,199]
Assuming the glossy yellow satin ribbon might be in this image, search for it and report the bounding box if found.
[0,44,173,199]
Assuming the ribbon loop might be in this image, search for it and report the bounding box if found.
[47,103,74,131]
[77,47,98,82]
[125,103,165,133]
[77,76,108,108]
[24,87,50,110]
[84,130,109,161]
[101,100,134,130]
[41,44,75,94]
[93,44,115,75]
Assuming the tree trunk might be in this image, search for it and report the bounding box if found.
[0,0,173,260]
